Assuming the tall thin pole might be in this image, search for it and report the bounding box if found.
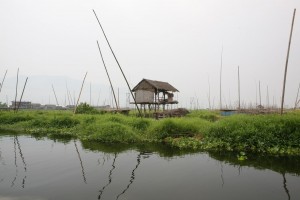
[238,66,241,110]
[90,82,92,106]
[96,41,119,110]
[281,9,296,115]
[259,81,262,107]
[0,69,8,94]
[219,45,223,110]
[74,72,88,114]
[93,10,141,116]
[52,84,59,106]
[16,77,28,112]
[65,82,71,106]
[208,76,211,110]
[14,68,19,111]
[294,82,300,109]
[267,85,269,109]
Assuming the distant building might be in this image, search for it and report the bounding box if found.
[10,101,31,109]
[31,103,42,109]
[44,104,57,110]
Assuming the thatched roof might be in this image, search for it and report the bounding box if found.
[132,79,179,92]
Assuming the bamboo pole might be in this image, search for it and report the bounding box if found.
[208,76,211,109]
[65,82,71,106]
[96,40,119,110]
[219,45,223,110]
[281,9,296,115]
[16,77,28,112]
[52,84,59,106]
[295,83,300,109]
[74,72,88,114]
[93,10,141,116]
[238,66,241,110]
[14,68,19,111]
[259,81,262,107]
[0,69,7,94]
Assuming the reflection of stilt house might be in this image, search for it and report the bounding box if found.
[132,79,179,112]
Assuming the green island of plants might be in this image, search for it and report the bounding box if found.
[0,103,299,156]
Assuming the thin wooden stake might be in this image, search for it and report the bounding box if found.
[259,81,262,107]
[219,45,223,110]
[0,69,8,94]
[281,9,296,115]
[74,72,88,114]
[16,77,28,112]
[96,40,119,110]
[294,82,300,109]
[52,84,59,106]
[238,66,241,110]
[208,76,211,110]
[93,10,141,116]
[14,68,19,111]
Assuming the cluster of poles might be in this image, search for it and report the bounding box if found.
[216,8,298,114]
[1,9,299,115]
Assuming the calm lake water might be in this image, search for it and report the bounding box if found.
[0,134,300,200]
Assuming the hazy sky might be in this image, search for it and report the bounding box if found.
[0,0,299,109]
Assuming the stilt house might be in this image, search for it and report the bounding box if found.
[132,79,179,112]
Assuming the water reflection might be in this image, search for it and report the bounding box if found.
[282,173,291,200]
[98,153,117,199]
[11,136,27,188]
[74,140,87,184]
[0,134,300,200]
[209,151,299,200]
[116,153,142,200]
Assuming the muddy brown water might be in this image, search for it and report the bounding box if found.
[0,134,299,200]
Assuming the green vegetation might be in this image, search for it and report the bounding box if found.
[0,109,300,155]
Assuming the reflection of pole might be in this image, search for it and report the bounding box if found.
[11,137,18,187]
[74,141,87,184]
[98,153,117,199]
[220,162,224,187]
[282,173,291,200]
[16,136,27,188]
[116,153,142,200]
[281,9,296,115]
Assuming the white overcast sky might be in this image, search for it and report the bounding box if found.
[0,0,299,109]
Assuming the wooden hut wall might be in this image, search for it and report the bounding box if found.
[135,90,154,103]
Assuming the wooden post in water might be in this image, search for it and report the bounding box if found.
[74,72,88,114]
[93,10,141,116]
[281,9,296,115]
[16,77,28,112]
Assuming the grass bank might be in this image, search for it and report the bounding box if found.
[0,109,299,155]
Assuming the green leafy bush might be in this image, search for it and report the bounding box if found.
[76,103,99,114]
